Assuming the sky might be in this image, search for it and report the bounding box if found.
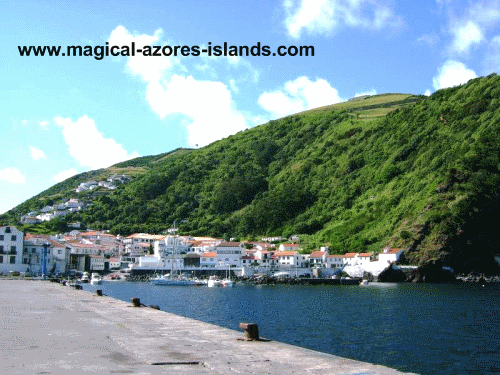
[1,0,500,215]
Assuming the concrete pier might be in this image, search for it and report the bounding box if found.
[0,280,417,374]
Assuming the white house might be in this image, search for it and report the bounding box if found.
[107,257,121,269]
[89,255,104,271]
[0,226,24,273]
[200,252,217,268]
[326,254,348,268]
[309,251,328,267]
[215,242,244,268]
[378,247,403,264]
[153,235,192,257]
[275,251,302,267]
[358,253,372,265]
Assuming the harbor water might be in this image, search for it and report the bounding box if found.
[82,281,500,374]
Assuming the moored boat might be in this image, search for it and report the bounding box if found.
[207,275,223,287]
[150,273,197,286]
[90,273,102,285]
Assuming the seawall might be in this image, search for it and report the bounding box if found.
[0,280,417,374]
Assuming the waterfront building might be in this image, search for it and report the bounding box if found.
[23,234,70,274]
[153,235,189,257]
[378,247,403,264]
[200,252,217,268]
[215,242,245,268]
[276,251,302,267]
[0,226,24,274]
[89,255,105,271]
[309,251,328,267]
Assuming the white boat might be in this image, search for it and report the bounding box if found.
[150,273,197,286]
[207,275,223,288]
[80,272,90,283]
[90,273,102,285]
[221,279,234,287]
[360,279,370,286]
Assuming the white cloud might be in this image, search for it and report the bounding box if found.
[441,1,500,58]
[39,120,49,129]
[258,76,343,118]
[284,0,402,39]
[0,168,25,184]
[432,60,478,90]
[53,169,78,183]
[21,120,28,125]
[54,115,139,169]
[354,89,377,97]
[30,146,46,161]
[424,89,431,96]
[145,76,247,147]
[109,25,251,147]
[449,21,484,55]
[109,25,175,83]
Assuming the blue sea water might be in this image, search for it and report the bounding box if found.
[83,281,500,374]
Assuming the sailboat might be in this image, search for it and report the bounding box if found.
[221,263,234,287]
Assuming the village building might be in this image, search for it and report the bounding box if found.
[0,226,24,274]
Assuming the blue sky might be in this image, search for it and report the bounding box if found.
[1,0,500,214]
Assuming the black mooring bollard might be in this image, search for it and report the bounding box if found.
[96,289,103,296]
[239,323,259,341]
[131,297,141,307]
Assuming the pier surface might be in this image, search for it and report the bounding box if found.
[0,280,417,374]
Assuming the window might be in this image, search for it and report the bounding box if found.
[0,256,2,263]
[23,258,28,264]
[58,250,62,255]
[10,256,15,264]
[11,246,16,253]
[5,227,10,233]
[32,248,36,253]
[0,245,3,252]
[11,235,16,241]
[0,235,3,241]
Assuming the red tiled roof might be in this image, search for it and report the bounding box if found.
[310,251,327,258]
[201,252,217,258]
[359,253,371,257]
[276,251,298,256]
[217,242,243,247]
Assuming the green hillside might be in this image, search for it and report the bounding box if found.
[3,74,500,273]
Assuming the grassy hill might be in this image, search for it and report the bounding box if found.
[3,74,500,273]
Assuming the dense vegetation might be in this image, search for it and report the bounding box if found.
[3,74,500,272]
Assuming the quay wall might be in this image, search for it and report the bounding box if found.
[0,280,416,374]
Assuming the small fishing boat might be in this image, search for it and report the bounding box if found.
[90,273,103,285]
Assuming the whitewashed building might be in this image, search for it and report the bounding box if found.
[215,242,244,268]
[378,247,403,264]
[0,226,24,273]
